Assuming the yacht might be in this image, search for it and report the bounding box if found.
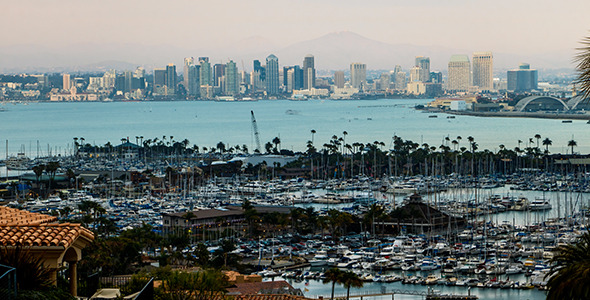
[529,198,552,211]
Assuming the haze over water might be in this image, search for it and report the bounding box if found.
[0,99,587,157]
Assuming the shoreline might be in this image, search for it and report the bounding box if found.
[427,109,590,121]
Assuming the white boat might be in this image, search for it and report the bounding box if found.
[529,198,552,210]
[309,253,329,267]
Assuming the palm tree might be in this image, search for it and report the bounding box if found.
[574,35,590,99]
[543,137,553,154]
[534,134,541,148]
[568,139,578,154]
[546,232,590,300]
[311,129,316,145]
[323,268,344,300]
[340,270,364,300]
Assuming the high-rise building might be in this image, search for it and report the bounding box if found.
[183,57,194,90]
[199,57,212,87]
[224,60,239,96]
[350,63,366,90]
[507,63,538,92]
[124,71,133,93]
[165,64,177,95]
[379,73,391,91]
[265,54,279,95]
[430,72,442,84]
[334,71,345,88]
[447,55,471,92]
[393,65,406,90]
[187,64,200,97]
[472,52,494,91]
[283,66,303,92]
[415,56,431,82]
[409,67,422,82]
[153,68,166,95]
[303,54,315,90]
[213,64,225,87]
[62,74,71,91]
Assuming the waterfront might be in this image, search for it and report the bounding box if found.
[1,99,590,157]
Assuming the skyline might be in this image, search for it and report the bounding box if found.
[1,1,589,72]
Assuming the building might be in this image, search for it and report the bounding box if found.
[303,54,315,90]
[350,63,366,90]
[199,57,212,87]
[265,54,279,95]
[333,71,345,88]
[409,67,422,83]
[224,60,239,96]
[153,68,166,95]
[284,66,303,93]
[507,63,538,92]
[387,194,466,234]
[379,73,391,90]
[430,71,442,84]
[183,57,194,91]
[165,64,177,95]
[447,55,471,92]
[393,66,407,91]
[62,74,71,91]
[472,52,494,91]
[187,64,200,97]
[415,56,431,82]
[214,63,226,87]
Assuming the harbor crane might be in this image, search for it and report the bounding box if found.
[251,110,262,154]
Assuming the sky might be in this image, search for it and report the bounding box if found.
[2,0,590,69]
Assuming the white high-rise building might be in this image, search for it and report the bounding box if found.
[472,52,493,91]
[415,56,430,82]
[350,63,366,90]
[447,55,471,92]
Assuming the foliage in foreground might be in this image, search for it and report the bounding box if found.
[546,232,590,300]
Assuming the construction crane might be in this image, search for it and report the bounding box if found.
[251,110,262,154]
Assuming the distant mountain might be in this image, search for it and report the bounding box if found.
[0,31,573,73]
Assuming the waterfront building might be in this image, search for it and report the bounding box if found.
[224,60,239,96]
[409,67,421,82]
[507,63,538,92]
[124,71,133,93]
[183,57,194,91]
[303,54,315,90]
[333,71,345,88]
[415,56,431,82]
[214,63,225,87]
[102,70,116,89]
[187,64,200,97]
[251,60,266,91]
[62,74,71,91]
[350,63,366,90]
[379,73,390,90]
[472,51,494,91]
[283,66,303,93]
[165,64,177,96]
[153,68,166,95]
[265,54,279,95]
[393,65,406,91]
[447,54,471,92]
[199,57,212,87]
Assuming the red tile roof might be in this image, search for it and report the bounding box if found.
[0,206,57,225]
[0,206,94,248]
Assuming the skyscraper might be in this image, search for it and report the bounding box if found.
[283,66,303,92]
[447,55,471,92]
[62,74,71,91]
[303,54,315,90]
[187,64,200,97]
[153,68,166,95]
[472,52,493,91]
[507,63,538,92]
[415,56,431,82]
[224,60,239,96]
[265,54,279,95]
[213,64,225,87]
[350,63,366,90]
[199,57,212,87]
[165,64,177,95]
[334,71,345,88]
[183,57,194,90]
[393,66,407,91]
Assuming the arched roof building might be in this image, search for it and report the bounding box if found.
[514,96,569,112]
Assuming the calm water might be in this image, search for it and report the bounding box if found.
[0,99,589,156]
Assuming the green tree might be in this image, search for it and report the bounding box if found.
[323,268,344,300]
[546,232,590,300]
[340,270,364,300]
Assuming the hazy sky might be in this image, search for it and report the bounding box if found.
[3,0,590,67]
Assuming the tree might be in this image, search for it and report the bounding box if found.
[323,268,344,300]
[543,137,553,154]
[160,269,228,300]
[575,35,590,99]
[546,232,590,300]
[340,270,364,300]
[568,139,578,154]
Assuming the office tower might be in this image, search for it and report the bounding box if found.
[283,66,303,91]
[379,73,391,90]
[124,71,133,92]
[213,64,225,87]
[409,67,421,82]
[507,63,538,92]
[115,75,125,92]
[224,60,239,96]
[187,64,200,96]
[265,54,279,95]
[447,55,471,92]
[415,56,431,82]
[303,54,315,90]
[350,63,366,89]
[153,68,166,95]
[430,72,442,84]
[199,57,212,87]
[62,74,71,91]
[239,71,250,86]
[393,65,406,90]
[183,57,194,90]
[472,51,493,91]
[334,71,345,88]
[165,64,177,95]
